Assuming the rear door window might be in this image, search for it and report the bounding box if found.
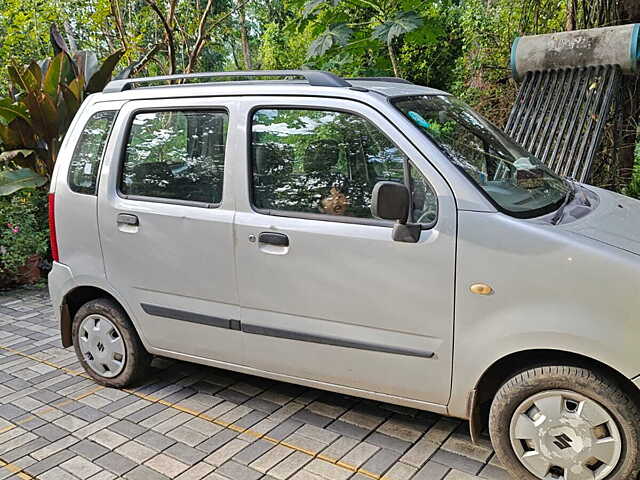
[120,110,228,205]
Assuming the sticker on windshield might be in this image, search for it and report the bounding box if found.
[407,111,431,129]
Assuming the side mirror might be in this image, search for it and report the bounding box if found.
[371,181,421,243]
[371,181,410,223]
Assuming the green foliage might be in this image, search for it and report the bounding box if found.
[0,189,49,278]
[308,24,352,57]
[297,0,440,76]
[372,10,423,44]
[0,28,123,195]
[624,145,640,199]
[454,0,564,123]
[259,21,313,69]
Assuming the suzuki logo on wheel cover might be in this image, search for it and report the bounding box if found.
[553,433,573,450]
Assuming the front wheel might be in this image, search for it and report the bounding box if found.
[72,298,151,388]
[489,366,640,480]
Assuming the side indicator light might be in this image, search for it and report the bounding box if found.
[470,283,494,295]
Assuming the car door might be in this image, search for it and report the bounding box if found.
[98,98,244,365]
[233,97,457,404]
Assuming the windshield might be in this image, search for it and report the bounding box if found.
[392,95,569,218]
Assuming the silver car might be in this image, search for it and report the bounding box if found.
[48,71,640,480]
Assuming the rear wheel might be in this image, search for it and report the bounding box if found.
[72,298,150,387]
[489,366,640,480]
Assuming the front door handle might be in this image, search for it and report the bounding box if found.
[117,213,139,226]
[258,232,289,247]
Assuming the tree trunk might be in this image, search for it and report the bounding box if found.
[239,1,252,70]
[388,42,400,77]
[565,0,576,31]
[616,0,640,183]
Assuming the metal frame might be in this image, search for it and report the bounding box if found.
[245,102,438,229]
[103,70,416,93]
[104,70,353,93]
[505,65,621,183]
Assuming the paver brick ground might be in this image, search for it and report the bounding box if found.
[0,287,512,480]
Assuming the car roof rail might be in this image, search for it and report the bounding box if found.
[347,77,413,84]
[103,70,352,93]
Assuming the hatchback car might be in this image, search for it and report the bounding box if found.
[48,70,640,480]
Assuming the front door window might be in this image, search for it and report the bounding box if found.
[251,108,437,225]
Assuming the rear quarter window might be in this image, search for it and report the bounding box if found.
[67,111,117,195]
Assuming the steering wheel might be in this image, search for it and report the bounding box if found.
[416,208,436,224]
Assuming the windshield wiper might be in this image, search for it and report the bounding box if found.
[551,178,577,225]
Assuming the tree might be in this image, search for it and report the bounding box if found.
[566,0,640,187]
[299,0,441,77]
[0,25,123,194]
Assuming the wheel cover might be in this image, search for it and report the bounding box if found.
[78,314,126,378]
[509,390,622,480]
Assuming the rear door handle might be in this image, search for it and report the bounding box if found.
[258,232,289,247]
[117,213,139,226]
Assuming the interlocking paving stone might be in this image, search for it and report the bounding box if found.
[110,419,147,439]
[366,431,412,454]
[38,466,79,480]
[145,453,189,477]
[326,420,369,440]
[125,465,171,480]
[0,405,27,420]
[95,451,138,475]
[196,429,238,454]
[232,438,274,465]
[249,444,293,473]
[360,448,402,476]
[431,449,484,476]
[115,440,157,463]
[2,437,49,462]
[136,430,177,452]
[25,450,76,476]
[0,288,506,480]
[164,442,207,465]
[206,438,250,466]
[414,460,451,480]
[59,455,102,479]
[70,439,110,461]
[384,461,419,480]
[216,460,262,480]
[479,463,511,480]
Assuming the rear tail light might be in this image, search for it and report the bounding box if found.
[48,193,59,262]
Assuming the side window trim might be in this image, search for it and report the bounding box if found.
[247,104,439,228]
[67,110,117,196]
[116,107,229,208]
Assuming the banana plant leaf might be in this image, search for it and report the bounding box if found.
[74,51,99,85]
[43,54,69,97]
[0,167,47,196]
[0,119,38,149]
[0,99,30,124]
[0,149,34,163]
[50,24,70,57]
[86,50,125,93]
[22,92,59,142]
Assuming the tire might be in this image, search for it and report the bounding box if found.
[489,366,640,480]
[72,298,151,388]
